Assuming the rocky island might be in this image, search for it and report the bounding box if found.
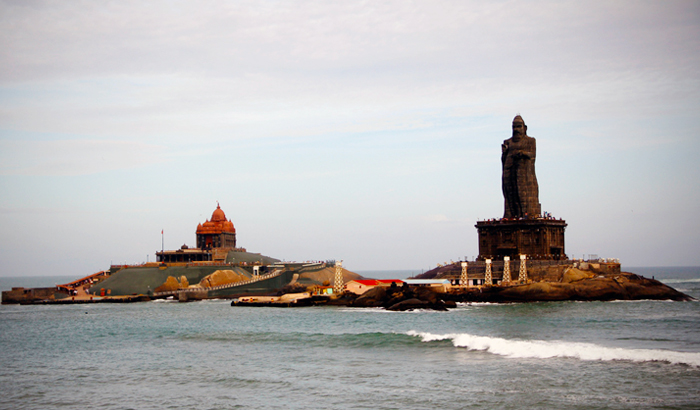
[3,116,692,307]
[342,114,693,309]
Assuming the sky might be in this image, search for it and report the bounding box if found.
[1,0,699,277]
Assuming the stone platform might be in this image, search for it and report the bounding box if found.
[475,217,567,260]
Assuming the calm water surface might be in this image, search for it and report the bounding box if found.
[1,268,699,409]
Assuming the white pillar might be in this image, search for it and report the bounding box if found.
[502,256,511,284]
[460,262,468,286]
[333,260,344,294]
[485,259,492,285]
[519,254,527,283]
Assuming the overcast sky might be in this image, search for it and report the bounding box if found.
[1,0,699,277]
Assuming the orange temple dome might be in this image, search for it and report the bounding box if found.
[211,205,227,222]
[196,204,236,235]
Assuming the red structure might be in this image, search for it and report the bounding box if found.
[196,204,237,250]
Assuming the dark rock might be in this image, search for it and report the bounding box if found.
[350,286,387,307]
[387,298,428,311]
[446,272,694,303]
[349,286,452,311]
[415,287,440,304]
[279,283,307,295]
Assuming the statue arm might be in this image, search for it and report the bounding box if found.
[518,138,536,160]
[526,138,536,160]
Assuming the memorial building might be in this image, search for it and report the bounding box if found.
[475,115,567,260]
[196,203,237,250]
[156,203,239,263]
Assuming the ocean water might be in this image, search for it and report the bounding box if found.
[1,268,699,409]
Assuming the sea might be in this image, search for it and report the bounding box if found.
[1,267,699,410]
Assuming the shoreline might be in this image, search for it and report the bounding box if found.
[2,267,696,306]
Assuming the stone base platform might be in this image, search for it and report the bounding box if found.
[475,218,567,260]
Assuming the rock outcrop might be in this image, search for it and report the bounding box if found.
[445,272,693,303]
[196,269,246,288]
[561,267,595,283]
[154,276,183,293]
[350,284,456,311]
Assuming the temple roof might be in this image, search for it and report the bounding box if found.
[196,204,235,235]
[211,204,227,222]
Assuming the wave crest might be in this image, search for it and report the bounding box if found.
[406,331,700,367]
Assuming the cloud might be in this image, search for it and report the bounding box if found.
[2,1,698,83]
[1,1,697,149]
[425,214,450,223]
[0,139,168,176]
[0,1,699,273]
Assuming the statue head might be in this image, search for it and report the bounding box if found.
[512,115,527,141]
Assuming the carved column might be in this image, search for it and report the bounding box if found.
[333,260,344,294]
[460,262,468,286]
[519,254,527,283]
[485,259,492,286]
[502,256,511,284]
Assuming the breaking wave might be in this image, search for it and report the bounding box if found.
[660,278,700,284]
[406,331,700,367]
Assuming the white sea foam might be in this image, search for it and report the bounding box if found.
[660,278,700,284]
[337,307,388,313]
[406,331,700,367]
[455,302,501,307]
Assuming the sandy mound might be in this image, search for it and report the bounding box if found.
[154,276,183,293]
[298,267,362,285]
[561,267,595,283]
[196,270,247,288]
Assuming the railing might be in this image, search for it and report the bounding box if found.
[298,262,328,273]
[477,216,566,223]
[152,269,284,298]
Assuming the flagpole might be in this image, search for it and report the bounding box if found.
[161,229,164,254]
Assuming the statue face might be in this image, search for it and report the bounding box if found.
[512,121,525,140]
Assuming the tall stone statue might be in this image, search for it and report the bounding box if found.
[502,115,541,219]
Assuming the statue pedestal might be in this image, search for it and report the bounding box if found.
[475,218,567,261]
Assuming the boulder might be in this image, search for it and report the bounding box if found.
[448,272,693,303]
[387,298,428,311]
[350,286,387,307]
[349,286,451,311]
[154,276,181,293]
[561,268,595,283]
[197,270,245,288]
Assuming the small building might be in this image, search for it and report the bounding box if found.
[344,279,404,295]
[312,285,334,296]
[402,279,452,292]
[156,245,213,263]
